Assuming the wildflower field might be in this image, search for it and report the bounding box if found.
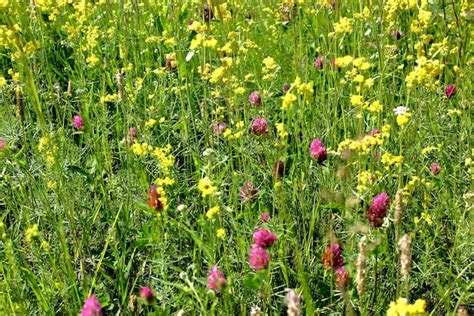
[0,0,473,314]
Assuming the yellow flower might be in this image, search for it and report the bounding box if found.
[100,94,119,103]
[381,152,404,169]
[216,228,226,238]
[276,123,288,138]
[209,67,226,84]
[334,17,353,34]
[188,21,204,32]
[130,142,150,157]
[297,82,314,100]
[86,54,100,67]
[281,92,297,110]
[0,0,8,9]
[0,76,6,87]
[335,55,353,68]
[145,119,157,128]
[190,34,203,50]
[155,177,175,186]
[164,37,176,47]
[350,94,364,106]
[206,206,220,220]
[353,74,364,83]
[366,100,383,113]
[396,113,412,126]
[198,177,217,198]
[203,37,218,49]
[26,224,39,242]
[262,57,277,71]
[41,240,50,251]
[387,297,427,316]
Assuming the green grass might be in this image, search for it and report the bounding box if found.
[0,0,473,314]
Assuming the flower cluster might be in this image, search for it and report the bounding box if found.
[248,229,276,270]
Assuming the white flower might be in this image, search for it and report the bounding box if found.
[393,106,410,115]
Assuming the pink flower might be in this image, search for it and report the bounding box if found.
[366,192,390,227]
[148,184,164,210]
[335,267,349,291]
[309,139,327,163]
[253,229,277,248]
[251,117,268,136]
[248,91,261,106]
[322,243,344,269]
[248,245,270,270]
[445,84,456,99]
[368,129,380,136]
[212,122,227,134]
[207,265,226,292]
[80,295,102,316]
[0,139,5,149]
[431,162,441,175]
[73,115,84,129]
[260,213,271,222]
[314,55,324,69]
[241,180,259,204]
[129,127,138,138]
[140,287,155,304]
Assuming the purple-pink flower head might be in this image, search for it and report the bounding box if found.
[129,127,138,138]
[251,117,268,136]
[140,287,155,304]
[431,162,441,175]
[248,245,270,270]
[366,192,390,228]
[73,115,84,130]
[253,229,277,248]
[0,139,5,149]
[207,265,226,292]
[241,180,259,204]
[212,122,227,134]
[248,91,261,106]
[314,55,324,69]
[309,139,327,163]
[80,295,102,316]
[445,84,456,99]
[260,213,271,222]
[335,267,349,291]
[368,129,381,136]
[322,243,344,269]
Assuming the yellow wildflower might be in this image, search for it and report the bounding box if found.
[281,92,297,110]
[216,228,225,238]
[26,224,39,242]
[206,205,220,220]
[198,177,218,198]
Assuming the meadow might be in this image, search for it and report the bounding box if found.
[0,0,473,314]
